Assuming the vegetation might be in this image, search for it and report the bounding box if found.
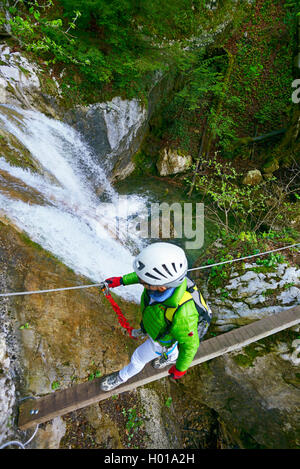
[185,155,300,235]
[196,226,300,291]
[2,0,298,164]
[1,0,238,102]
[156,0,299,159]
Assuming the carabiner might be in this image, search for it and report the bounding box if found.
[99,281,110,296]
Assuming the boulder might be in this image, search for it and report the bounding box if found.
[262,158,279,174]
[156,148,193,176]
[242,169,263,186]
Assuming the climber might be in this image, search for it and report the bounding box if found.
[100,242,211,392]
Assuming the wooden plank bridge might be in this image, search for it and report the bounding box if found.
[18,306,300,430]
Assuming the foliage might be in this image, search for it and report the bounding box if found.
[1,0,223,101]
[51,380,60,390]
[19,322,30,329]
[122,407,144,444]
[158,0,296,159]
[185,154,300,235]
[199,223,300,293]
[165,396,173,408]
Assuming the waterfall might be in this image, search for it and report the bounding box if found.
[0,105,147,301]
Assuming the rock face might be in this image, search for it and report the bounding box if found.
[64,97,148,181]
[156,148,193,176]
[0,43,179,182]
[183,347,300,449]
[0,44,61,118]
[207,262,300,331]
[0,333,15,446]
[0,45,41,107]
[0,222,140,447]
[0,29,299,448]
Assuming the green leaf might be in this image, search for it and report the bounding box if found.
[51,381,60,390]
[165,397,172,408]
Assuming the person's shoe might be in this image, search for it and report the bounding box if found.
[100,371,123,391]
[151,353,177,369]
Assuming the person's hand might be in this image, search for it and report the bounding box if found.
[168,365,187,380]
[105,277,123,288]
[131,328,146,339]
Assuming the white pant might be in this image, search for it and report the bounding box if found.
[119,336,179,383]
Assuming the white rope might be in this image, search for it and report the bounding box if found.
[187,242,300,272]
[0,425,39,450]
[0,243,299,298]
[0,282,104,297]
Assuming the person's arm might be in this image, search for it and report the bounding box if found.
[168,303,199,378]
[105,272,140,287]
[122,272,140,285]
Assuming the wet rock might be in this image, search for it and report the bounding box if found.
[65,97,148,181]
[0,45,41,108]
[0,221,139,401]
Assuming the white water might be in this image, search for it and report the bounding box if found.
[0,105,147,301]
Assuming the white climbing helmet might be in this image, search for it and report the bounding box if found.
[133,242,188,287]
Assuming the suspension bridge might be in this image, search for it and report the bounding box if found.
[18,305,300,431]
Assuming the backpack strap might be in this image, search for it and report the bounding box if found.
[165,291,194,322]
[155,292,194,342]
[186,278,212,324]
[155,281,211,342]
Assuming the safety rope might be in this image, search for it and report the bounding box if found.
[100,286,135,339]
[0,282,104,297]
[187,242,300,272]
[0,397,39,450]
[0,424,39,449]
[0,243,299,298]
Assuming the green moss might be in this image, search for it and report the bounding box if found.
[131,150,157,176]
[232,328,300,368]
[251,266,278,274]
[232,352,256,368]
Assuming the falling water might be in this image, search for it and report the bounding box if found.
[0,105,147,301]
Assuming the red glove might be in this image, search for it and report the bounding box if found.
[168,365,187,380]
[105,277,123,288]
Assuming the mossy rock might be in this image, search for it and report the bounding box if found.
[262,158,279,174]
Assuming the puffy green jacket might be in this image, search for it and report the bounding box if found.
[122,272,199,372]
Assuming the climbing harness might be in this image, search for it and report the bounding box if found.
[99,281,134,339]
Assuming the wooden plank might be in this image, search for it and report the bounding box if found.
[18,306,300,430]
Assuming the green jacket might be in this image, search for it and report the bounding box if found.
[122,272,199,372]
